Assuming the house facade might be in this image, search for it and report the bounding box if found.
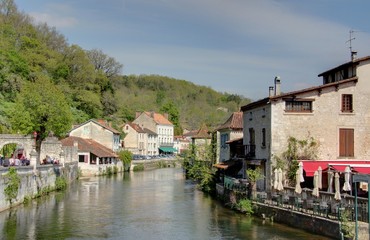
[241,55,370,192]
[61,136,120,176]
[68,119,121,152]
[133,111,175,154]
[122,122,147,155]
[215,112,243,163]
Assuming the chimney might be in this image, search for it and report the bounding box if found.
[150,111,155,118]
[351,51,357,61]
[274,76,281,96]
[164,113,169,119]
[269,86,274,97]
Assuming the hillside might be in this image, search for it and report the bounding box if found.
[0,1,250,138]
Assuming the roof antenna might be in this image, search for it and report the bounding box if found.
[346,29,357,61]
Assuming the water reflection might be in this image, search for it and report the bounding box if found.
[0,168,332,240]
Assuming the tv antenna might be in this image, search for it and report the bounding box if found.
[346,29,362,60]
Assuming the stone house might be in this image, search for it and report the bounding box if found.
[241,55,370,192]
[68,119,121,152]
[133,111,175,154]
[214,112,243,163]
[61,136,120,176]
[122,122,158,156]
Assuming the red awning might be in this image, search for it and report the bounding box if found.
[298,160,370,176]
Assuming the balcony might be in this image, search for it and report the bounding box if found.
[244,145,256,159]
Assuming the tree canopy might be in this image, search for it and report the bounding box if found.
[0,0,251,136]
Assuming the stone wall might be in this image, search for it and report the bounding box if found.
[0,162,79,212]
[254,203,341,239]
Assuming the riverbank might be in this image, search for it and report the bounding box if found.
[0,162,79,212]
[217,184,369,239]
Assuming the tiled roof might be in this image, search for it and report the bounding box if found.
[144,111,173,125]
[127,122,146,133]
[61,136,118,158]
[215,112,243,131]
[241,77,358,111]
[192,124,211,139]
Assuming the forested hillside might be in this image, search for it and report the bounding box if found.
[0,0,250,140]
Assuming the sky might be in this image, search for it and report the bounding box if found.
[14,0,370,100]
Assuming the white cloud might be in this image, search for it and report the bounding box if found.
[30,12,77,28]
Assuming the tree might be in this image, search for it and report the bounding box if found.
[9,74,72,151]
[118,150,132,171]
[86,49,123,78]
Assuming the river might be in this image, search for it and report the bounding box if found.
[0,168,332,240]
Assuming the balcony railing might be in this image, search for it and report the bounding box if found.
[244,145,256,159]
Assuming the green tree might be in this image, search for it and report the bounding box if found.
[118,150,132,171]
[9,74,72,150]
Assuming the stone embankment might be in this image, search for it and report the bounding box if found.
[0,162,79,212]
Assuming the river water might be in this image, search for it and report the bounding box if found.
[0,168,332,240]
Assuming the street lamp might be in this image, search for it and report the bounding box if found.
[33,131,37,147]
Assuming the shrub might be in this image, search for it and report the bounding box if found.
[55,176,67,191]
[235,199,254,215]
[133,163,144,171]
[4,167,21,204]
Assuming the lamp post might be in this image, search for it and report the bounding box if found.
[33,131,37,148]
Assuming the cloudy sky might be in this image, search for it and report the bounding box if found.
[15,0,370,100]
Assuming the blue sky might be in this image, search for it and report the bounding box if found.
[15,0,370,100]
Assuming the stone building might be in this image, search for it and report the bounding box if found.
[214,112,243,163]
[133,111,175,154]
[241,55,370,192]
[122,122,158,156]
[68,119,121,152]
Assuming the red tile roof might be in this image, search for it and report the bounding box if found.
[127,122,146,133]
[192,124,211,139]
[61,136,118,158]
[143,112,173,125]
[215,112,243,131]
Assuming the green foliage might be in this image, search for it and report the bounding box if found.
[4,167,20,204]
[55,176,67,191]
[156,160,168,168]
[0,1,251,132]
[339,209,355,239]
[235,199,254,215]
[133,163,144,171]
[246,167,263,183]
[276,135,319,185]
[9,75,72,144]
[118,150,132,165]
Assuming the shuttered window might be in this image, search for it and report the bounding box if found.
[339,128,354,157]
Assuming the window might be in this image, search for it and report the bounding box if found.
[261,128,266,147]
[339,128,354,157]
[285,101,312,112]
[221,134,229,148]
[341,94,353,112]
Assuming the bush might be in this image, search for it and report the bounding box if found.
[133,163,144,171]
[4,167,20,204]
[235,199,254,215]
[55,176,67,191]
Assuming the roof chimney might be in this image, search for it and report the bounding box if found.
[269,86,274,97]
[351,51,357,61]
[274,76,281,96]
